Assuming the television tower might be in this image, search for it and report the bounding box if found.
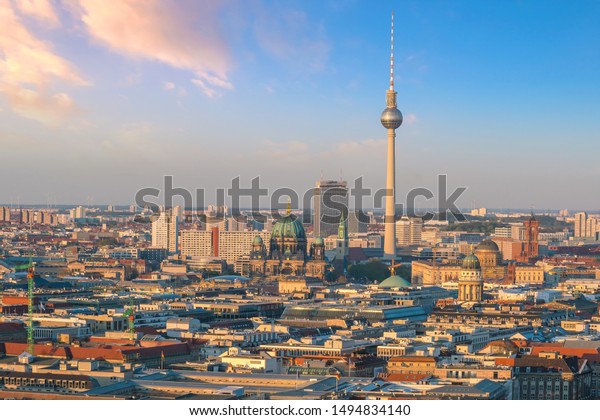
[380,12,403,259]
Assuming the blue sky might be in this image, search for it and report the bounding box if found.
[0,0,598,210]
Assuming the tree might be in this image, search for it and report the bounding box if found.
[348,261,390,282]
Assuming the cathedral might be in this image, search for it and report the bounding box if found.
[248,210,331,279]
[457,250,484,303]
[411,238,544,285]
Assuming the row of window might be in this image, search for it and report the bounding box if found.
[0,376,89,389]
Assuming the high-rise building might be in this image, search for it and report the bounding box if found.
[574,211,598,239]
[180,230,212,259]
[0,206,10,222]
[21,209,34,225]
[574,212,587,238]
[586,217,598,239]
[395,216,423,246]
[348,210,368,234]
[313,180,348,238]
[511,225,526,241]
[70,206,87,220]
[181,229,271,265]
[152,211,179,253]
[380,13,403,259]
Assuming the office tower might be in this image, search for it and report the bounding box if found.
[380,13,403,259]
[586,217,597,239]
[181,229,271,265]
[574,211,598,239]
[0,206,9,222]
[152,210,179,253]
[348,210,368,234]
[395,216,423,246]
[313,180,348,238]
[574,212,587,238]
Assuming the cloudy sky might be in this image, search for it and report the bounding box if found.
[1,0,599,210]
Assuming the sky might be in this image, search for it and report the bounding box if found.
[0,0,599,211]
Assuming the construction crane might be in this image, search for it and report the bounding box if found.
[124,297,135,340]
[13,255,36,355]
[26,258,35,355]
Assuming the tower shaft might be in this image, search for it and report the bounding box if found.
[384,126,396,258]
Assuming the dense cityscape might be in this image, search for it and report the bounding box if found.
[1,197,599,400]
[1,1,599,406]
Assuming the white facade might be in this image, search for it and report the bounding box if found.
[395,216,423,246]
[180,230,212,258]
[152,211,179,253]
[180,229,270,265]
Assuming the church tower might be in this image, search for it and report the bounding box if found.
[458,250,484,303]
[335,213,349,272]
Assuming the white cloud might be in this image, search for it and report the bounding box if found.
[404,113,417,124]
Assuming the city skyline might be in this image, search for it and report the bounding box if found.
[1,0,599,209]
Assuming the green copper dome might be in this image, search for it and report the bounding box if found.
[314,236,324,246]
[272,214,306,239]
[252,235,264,245]
[378,275,411,289]
[462,252,481,270]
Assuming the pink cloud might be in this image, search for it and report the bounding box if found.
[76,0,233,97]
[13,0,60,27]
[0,0,87,123]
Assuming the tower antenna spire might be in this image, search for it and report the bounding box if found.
[390,11,395,90]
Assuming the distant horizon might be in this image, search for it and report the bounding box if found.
[2,204,598,214]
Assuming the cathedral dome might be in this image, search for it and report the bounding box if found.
[462,253,481,270]
[476,239,499,252]
[271,214,306,239]
[314,236,324,246]
[252,235,264,246]
[378,275,411,289]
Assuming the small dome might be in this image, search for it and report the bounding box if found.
[272,214,306,239]
[252,235,263,245]
[378,275,411,289]
[462,253,481,270]
[381,107,403,129]
[314,236,324,246]
[476,239,499,252]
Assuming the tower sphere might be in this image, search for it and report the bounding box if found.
[380,107,403,129]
